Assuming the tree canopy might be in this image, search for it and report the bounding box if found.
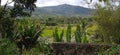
[0,0,37,17]
[0,0,37,40]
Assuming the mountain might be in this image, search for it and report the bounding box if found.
[32,4,94,17]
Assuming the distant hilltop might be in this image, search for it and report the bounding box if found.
[32,4,94,17]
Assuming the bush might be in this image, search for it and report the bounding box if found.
[97,45,120,55]
[14,18,45,50]
[94,4,120,44]
[0,38,19,55]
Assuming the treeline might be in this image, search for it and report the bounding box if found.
[31,16,93,26]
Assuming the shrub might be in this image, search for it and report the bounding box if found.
[94,4,120,44]
[0,38,19,55]
[14,18,45,50]
[97,45,120,55]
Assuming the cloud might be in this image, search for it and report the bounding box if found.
[1,0,99,8]
[35,0,64,7]
[35,0,100,8]
[35,0,90,7]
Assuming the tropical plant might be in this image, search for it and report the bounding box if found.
[13,18,46,51]
[66,24,72,42]
[74,24,88,43]
[53,27,64,42]
[81,33,88,43]
[0,0,37,39]
[74,24,82,43]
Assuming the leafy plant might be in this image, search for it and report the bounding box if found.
[53,27,64,42]
[66,24,72,42]
[97,45,120,55]
[74,24,88,43]
[0,0,37,39]
[94,4,120,43]
[14,18,46,50]
[38,37,53,55]
[74,24,82,43]
[0,38,19,55]
[23,37,53,55]
[81,33,88,43]
[0,6,15,41]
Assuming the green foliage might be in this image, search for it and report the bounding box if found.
[0,17,14,40]
[74,24,82,43]
[10,0,37,17]
[0,0,37,42]
[81,33,87,43]
[97,45,120,55]
[38,37,53,55]
[66,24,72,42]
[14,18,45,49]
[53,27,64,42]
[0,0,38,54]
[0,38,19,55]
[23,48,40,55]
[0,0,36,17]
[0,6,15,41]
[94,5,120,43]
[23,37,53,55]
[74,24,88,43]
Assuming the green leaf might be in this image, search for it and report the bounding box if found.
[81,33,87,43]
[60,29,64,42]
[74,24,82,43]
[66,24,71,42]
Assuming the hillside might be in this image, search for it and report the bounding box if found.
[33,4,94,17]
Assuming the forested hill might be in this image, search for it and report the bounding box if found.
[33,4,94,17]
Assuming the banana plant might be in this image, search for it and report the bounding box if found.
[66,24,71,42]
[53,27,64,42]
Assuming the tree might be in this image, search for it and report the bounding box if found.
[0,0,37,39]
[0,0,39,55]
[94,2,120,44]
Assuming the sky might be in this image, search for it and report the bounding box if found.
[1,0,101,8]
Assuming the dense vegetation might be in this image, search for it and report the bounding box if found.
[1,0,120,55]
